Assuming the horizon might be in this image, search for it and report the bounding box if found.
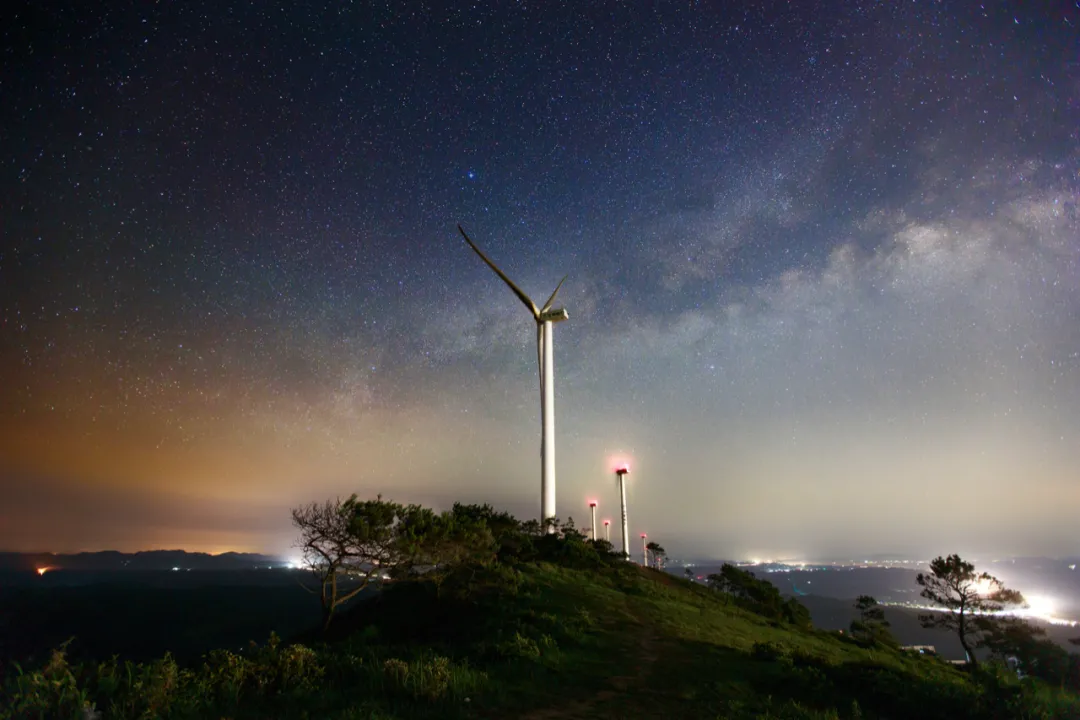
[8,545,1080,568]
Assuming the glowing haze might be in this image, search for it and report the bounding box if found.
[1,3,1077,559]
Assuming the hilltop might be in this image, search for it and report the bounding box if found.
[4,504,1079,719]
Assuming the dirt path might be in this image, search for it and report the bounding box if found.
[517,610,662,720]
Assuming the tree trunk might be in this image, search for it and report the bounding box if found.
[321,572,338,632]
[960,636,976,668]
[958,610,977,668]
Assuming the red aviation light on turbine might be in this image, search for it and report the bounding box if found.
[588,500,597,508]
[609,453,631,475]
[603,520,611,526]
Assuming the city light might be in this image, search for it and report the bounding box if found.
[1011,593,1059,622]
[879,594,1078,627]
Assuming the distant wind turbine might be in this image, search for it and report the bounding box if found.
[616,465,631,558]
[457,225,569,532]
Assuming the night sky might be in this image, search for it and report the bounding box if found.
[2,1,1078,560]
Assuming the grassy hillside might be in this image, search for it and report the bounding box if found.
[5,557,1079,719]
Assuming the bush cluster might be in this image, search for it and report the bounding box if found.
[706,564,813,628]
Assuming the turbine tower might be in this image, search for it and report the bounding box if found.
[616,466,630,558]
[603,520,611,542]
[641,533,648,566]
[589,501,598,542]
[458,225,568,532]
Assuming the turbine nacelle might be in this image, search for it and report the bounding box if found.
[540,307,569,323]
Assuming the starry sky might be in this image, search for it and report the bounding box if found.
[1,1,1078,560]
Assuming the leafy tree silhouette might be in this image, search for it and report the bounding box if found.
[916,554,1024,668]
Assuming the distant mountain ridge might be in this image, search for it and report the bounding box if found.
[0,550,285,572]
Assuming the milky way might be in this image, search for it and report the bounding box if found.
[1,1,1078,558]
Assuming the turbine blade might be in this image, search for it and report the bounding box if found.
[457,225,539,319]
[541,275,568,313]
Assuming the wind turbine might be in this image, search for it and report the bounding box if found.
[588,501,598,542]
[616,465,630,558]
[457,225,568,532]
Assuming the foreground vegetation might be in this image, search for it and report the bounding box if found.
[5,500,1080,719]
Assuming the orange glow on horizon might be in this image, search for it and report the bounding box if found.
[36,567,51,576]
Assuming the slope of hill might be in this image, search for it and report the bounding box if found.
[4,557,1078,719]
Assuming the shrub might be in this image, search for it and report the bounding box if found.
[413,655,452,701]
[246,632,324,694]
[380,654,482,703]
[382,657,410,688]
[90,653,182,718]
[321,649,366,685]
[708,564,813,627]
[0,640,96,720]
[752,641,793,664]
[497,632,542,661]
[200,648,251,708]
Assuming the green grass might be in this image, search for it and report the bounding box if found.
[4,560,1080,719]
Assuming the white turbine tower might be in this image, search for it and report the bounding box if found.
[616,466,630,558]
[458,225,568,532]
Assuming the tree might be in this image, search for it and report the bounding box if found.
[684,567,695,581]
[520,518,544,537]
[292,495,496,629]
[915,554,1025,668]
[292,496,401,630]
[707,563,756,596]
[706,563,812,628]
[394,503,496,595]
[645,541,666,570]
[450,503,519,547]
[979,616,1053,675]
[849,595,895,646]
[527,516,618,569]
